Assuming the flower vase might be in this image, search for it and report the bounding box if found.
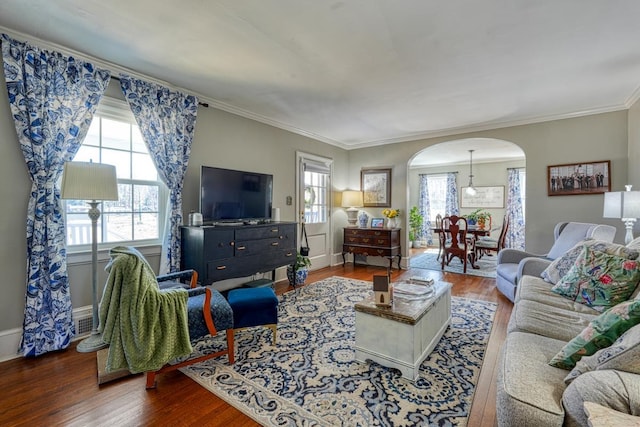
[387,217,397,228]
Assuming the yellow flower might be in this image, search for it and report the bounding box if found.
[382,208,399,218]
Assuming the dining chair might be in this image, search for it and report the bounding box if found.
[475,216,509,259]
[440,215,470,273]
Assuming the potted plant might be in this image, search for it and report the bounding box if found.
[287,252,312,287]
[466,208,492,230]
[408,206,423,248]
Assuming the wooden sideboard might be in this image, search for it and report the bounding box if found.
[342,227,402,270]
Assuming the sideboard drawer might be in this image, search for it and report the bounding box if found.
[342,227,401,270]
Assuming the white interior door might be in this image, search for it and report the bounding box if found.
[297,152,332,270]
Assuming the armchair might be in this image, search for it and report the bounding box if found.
[496,222,617,302]
[98,246,234,389]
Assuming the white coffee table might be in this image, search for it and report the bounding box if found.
[354,281,452,381]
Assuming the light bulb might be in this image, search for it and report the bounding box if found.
[466,186,477,196]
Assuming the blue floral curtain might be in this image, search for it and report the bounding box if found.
[506,168,525,249]
[2,34,110,356]
[418,174,432,244]
[445,172,459,215]
[119,75,198,273]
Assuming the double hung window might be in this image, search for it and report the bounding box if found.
[64,99,166,250]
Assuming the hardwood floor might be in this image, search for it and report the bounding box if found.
[0,258,512,426]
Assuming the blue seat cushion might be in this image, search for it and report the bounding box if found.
[227,287,278,329]
[187,288,234,340]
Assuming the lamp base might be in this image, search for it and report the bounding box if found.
[623,218,637,245]
[76,332,108,353]
[346,207,359,226]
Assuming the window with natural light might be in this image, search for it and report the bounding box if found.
[304,170,329,224]
[64,100,166,249]
[519,169,526,220]
[427,175,448,221]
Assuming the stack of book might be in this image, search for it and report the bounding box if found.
[393,278,435,300]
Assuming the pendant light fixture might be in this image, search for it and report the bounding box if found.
[466,149,477,196]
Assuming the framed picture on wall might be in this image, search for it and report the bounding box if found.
[460,186,505,208]
[361,168,392,207]
[547,160,611,196]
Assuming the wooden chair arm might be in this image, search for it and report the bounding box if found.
[202,288,217,336]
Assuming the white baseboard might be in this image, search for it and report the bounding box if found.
[0,305,92,362]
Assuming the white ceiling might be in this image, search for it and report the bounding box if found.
[1,1,640,151]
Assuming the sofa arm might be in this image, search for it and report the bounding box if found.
[518,257,552,279]
[497,248,546,265]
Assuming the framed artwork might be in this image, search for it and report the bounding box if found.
[371,218,385,228]
[361,168,392,207]
[461,186,505,208]
[547,160,611,196]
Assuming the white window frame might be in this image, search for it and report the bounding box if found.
[64,97,168,255]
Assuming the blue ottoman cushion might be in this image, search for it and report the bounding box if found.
[227,287,278,329]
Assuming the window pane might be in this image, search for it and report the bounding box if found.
[101,118,131,150]
[65,213,93,245]
[104,183,132,213]
[102,148,131,179]
[132,153,157,180]
[73,145,100,163]
[134,213,159,240]
[134,184,159,212]
[132,126,147,153]
[104,213,132,242]
[84,119,100,147]
[428,176,447,221]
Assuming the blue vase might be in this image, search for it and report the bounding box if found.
[358,211,369,228]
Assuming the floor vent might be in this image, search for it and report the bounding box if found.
[76,316,93,335]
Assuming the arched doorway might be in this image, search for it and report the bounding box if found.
[407,138,526,274]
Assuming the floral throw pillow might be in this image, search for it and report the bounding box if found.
[541,240,639,285]
[549,299,640,369]
[551,246,640,311]
[563,323,640,384]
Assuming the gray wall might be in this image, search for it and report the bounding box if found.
[0,72,348,334]
[347,111,629,253]
[0,45,634,344]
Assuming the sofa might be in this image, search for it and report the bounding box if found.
[496,222,617,302]
[496,239,640,426]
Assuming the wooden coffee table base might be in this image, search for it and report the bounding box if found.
[354,281,452,382]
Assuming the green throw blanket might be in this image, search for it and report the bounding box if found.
[98,246,192,374]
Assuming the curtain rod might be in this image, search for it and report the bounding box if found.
[419,171,458,175]
[109,75,209,108]
[507,167,525,170]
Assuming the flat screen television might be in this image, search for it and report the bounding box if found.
[200,166,273,223]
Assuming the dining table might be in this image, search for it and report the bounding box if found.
[431,226,490,269]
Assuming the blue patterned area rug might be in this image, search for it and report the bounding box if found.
[410,248,497,278]
[181,276,496,426]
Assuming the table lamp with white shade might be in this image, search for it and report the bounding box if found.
[61,161,119,353]
[342,190,364,226]
[603,185,640,244]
